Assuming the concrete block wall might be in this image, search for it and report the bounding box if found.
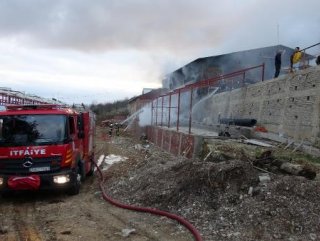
[205,66,320,145]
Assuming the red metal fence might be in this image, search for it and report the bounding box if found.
[151,64,265,134]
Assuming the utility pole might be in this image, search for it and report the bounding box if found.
[277,23,280,45]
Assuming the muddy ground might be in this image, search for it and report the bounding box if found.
[1,127,320,241]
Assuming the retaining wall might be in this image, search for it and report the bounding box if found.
[143,66,320,158]
[204,66,320,146]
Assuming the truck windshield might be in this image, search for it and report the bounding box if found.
[0,115,67,147]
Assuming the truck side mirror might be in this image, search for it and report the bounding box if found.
[77,113,85,139]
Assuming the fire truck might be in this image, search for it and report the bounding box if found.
[0,104,95,195]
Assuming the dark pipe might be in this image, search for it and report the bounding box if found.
[219,118,257,127]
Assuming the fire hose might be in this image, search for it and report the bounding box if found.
[92,159,203,241]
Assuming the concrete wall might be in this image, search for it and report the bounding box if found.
[203,66,320,146]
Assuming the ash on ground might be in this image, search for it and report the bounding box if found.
[103,137,320,241]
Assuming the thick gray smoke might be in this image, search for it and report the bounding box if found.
[0,0,318,54]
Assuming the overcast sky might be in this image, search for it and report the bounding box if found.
[0,0,319,104]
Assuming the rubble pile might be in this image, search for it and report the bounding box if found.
[104,137,320,241]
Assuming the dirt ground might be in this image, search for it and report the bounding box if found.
[0,128,193,241]
[1,127,320,241]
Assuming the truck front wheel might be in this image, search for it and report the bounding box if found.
[87,161,95,176]
[67,167,81,195]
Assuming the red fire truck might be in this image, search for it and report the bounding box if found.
[0,104,95,195]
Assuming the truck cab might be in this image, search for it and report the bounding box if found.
[0,104,95,195]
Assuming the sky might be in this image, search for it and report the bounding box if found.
[0,0,319,104]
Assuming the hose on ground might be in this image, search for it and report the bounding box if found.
[93,159,203,241]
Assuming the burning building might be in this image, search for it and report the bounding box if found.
[127,44,319,159]
[163,45,314,91]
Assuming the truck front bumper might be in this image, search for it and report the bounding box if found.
[0,169,77,192]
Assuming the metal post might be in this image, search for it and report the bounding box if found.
[262,63,265,81]
[188,88,193,134]
[177,90,181,131]
[151,101,154,125]
[242,72,246,87]
[168,93,171,128]
[155,98,158,126]
[161,96,164,126]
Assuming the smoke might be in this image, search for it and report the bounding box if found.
[0,0,318,56]
[138,104,152,127]
[0,0,319,105]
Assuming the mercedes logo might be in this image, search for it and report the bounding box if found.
[22,158,33,168]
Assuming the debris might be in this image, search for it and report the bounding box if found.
[105,136,320,241]
[253,165,275,175]
[310,233,317,241]
[248,186,253,196]
[134,144,144,151]
[254,150,317,180]
[243,139,273,147]
[259,174,271,182]
[203,151,212,161]
[121,228,136,237]
[254,126,268,133]
[284,141,294,150]
[218,127,231,137]
[94,191,102,196]
[182,145,192,157]
[279,162,316,180]
[292,139,304,153]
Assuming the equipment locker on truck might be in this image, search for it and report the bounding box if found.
[0,104,95,195]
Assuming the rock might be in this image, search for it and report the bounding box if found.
[248,186,253,196]
[259,174,271,183]
[310,233,317,240]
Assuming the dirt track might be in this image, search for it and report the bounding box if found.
[0,130,192,241]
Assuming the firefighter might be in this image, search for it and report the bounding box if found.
[290,47,301,72]
[274,50,283,78]
[108,123,113,137]
[115,123,120,136]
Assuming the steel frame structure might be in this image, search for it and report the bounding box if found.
[151,64,265,134]
[0,91,49,105]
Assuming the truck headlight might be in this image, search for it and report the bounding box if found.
[53,175,70,184]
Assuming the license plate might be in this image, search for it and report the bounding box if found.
[29,166,50,172]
